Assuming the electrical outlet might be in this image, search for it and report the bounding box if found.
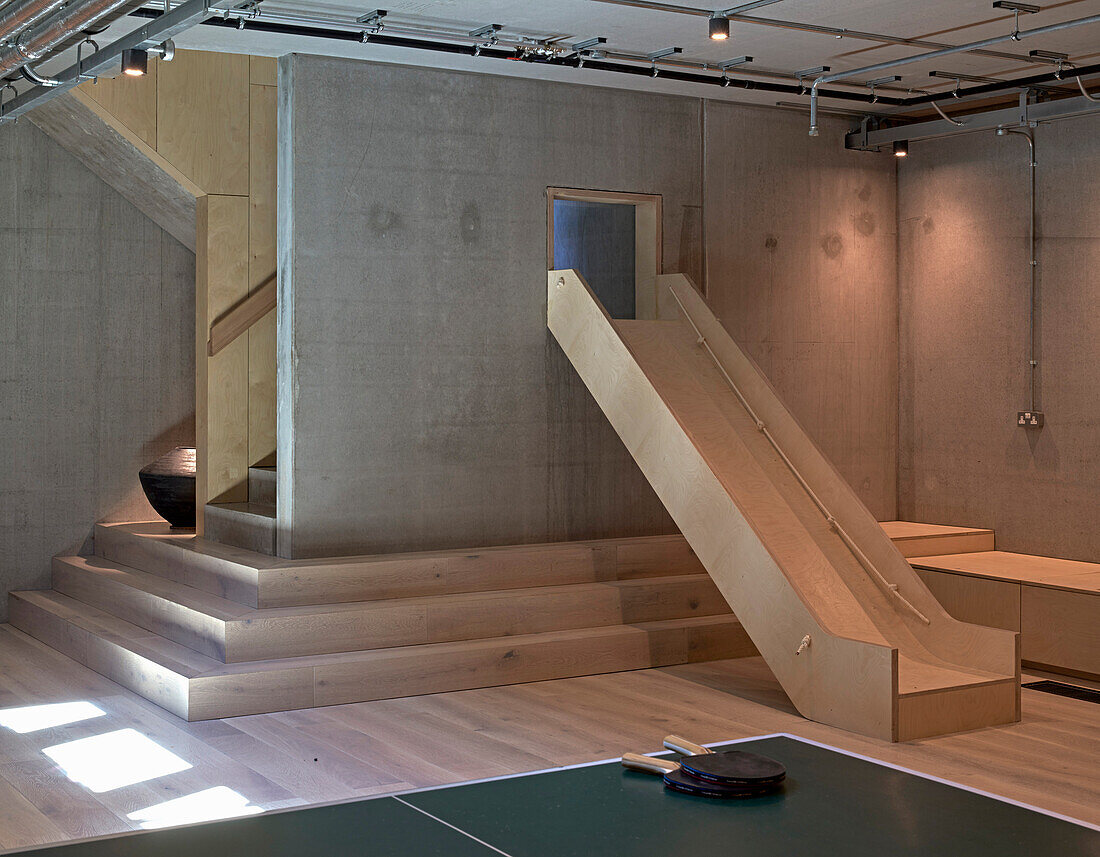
[1017,411,1045,428]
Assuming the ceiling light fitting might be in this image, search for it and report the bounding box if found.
[120,47,147,76]
[709,13,730,41]
[893,139,909,157]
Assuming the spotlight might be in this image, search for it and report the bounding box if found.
[709,13,730,40]
[893,139,909,158]
[121,48,148,77]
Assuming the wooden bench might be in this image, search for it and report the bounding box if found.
[910,550,1099,681]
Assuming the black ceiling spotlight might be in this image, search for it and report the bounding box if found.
[709,13,730,40]
[893,139,909,158]
[121,48,148,77]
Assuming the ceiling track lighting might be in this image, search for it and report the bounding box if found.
[709,13,730,41]
[893,139,909,158]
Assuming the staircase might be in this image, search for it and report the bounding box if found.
[8,523,755,720]
[548,269,1020,742]
[204,465,278,555]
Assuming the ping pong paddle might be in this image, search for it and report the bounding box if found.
[663,735,786,786]
[621,753,782,799]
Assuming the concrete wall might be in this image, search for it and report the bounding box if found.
[0,122,195,619]
[898,115,1099,562]
[704,103,898,520]
[279,55,900,558]
[278,55,698,557]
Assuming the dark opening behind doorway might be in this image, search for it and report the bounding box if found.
[552,199,637,319]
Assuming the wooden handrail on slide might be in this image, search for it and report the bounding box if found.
[664,284,930,625]
[207,273,277,356]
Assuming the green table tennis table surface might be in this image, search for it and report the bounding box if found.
[9,734,1099,857]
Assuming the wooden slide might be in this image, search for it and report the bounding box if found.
[548,270,1019,741]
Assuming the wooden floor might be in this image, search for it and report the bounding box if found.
[0,623,1096,851]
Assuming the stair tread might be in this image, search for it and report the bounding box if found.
[53,558,722,623]
[54,555,250,621]
[97,522,699,573]
[11,586,743,679]
[10,590,219,676]
[200,614,744,677]
[206,502,276,519]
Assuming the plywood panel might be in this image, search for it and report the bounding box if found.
[1021,586,1100,677]
[250,55,277,86]
[916,569,1020,631]
[157,50,249,196]
[913,551,1100,593]
[197,195,250,511]
[79,61,159,148]
[249,82,277,468]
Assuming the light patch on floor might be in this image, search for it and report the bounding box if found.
[0,701,106,734]
[42,728,192,793]
[127,786,265,830]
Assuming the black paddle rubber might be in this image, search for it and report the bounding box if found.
[662,767,784,799]
[675,749,787,786]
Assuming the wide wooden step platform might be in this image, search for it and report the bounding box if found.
[94,522,706,608]
[50,555,729,662]
[7,518,1027,724]
[8,589,753,720]
[8,523,761,720]
[879,521,994,557]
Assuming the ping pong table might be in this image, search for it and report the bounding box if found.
[8,733,1098,856]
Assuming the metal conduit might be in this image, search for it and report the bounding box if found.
[589,0,1036,64]
[0,0,68,45]
[808,12,1100,135]
[998,128,1038,413]
[0,0,131,76]
[665,284,931,627]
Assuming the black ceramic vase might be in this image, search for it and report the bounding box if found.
[139,447,197,529]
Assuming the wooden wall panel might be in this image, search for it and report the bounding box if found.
[79,61,159,149]
[197,195,251,512]
[916,569,1020,631]
[157,50,250,196]
[1021,586,1099,678]
[248,82,278,468]
[250,56,277,86]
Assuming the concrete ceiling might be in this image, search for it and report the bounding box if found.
[31,0,1100,120]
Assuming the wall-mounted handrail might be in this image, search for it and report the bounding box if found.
[207,272,276,357]
[666,284,930,625]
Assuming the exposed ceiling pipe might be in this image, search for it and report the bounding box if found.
[589,0,1036,64]
[1075,74,1100,102]
[0,0,133,76]
[808,12,1100,135]
[0,0,68,45]
[995,126,1038,413]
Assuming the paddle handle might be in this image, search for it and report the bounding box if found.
[664,735,711,756]
[621,753,679,775]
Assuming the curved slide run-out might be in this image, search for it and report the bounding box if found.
[548,269,1019,741]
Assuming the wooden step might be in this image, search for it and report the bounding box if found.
[8,590,756,721]
[249,465,277,506]
[52,554,729,662]
[94,523,706,609]
[879,521,995,558]
[204,502,277,556]
[51,556,249,661]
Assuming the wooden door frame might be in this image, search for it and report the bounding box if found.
[546,187,663,320]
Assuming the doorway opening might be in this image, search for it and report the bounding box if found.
[547,188,662,319]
